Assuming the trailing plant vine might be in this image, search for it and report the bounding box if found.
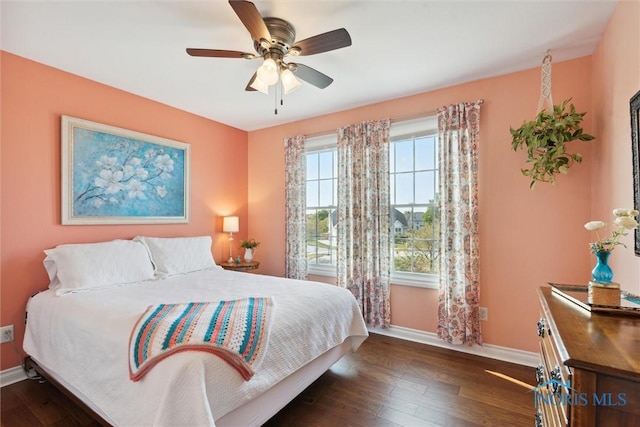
[510,98,594,188]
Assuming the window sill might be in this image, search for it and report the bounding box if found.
[308,264,336,277]
[307,265,438,290]
[391,275,438,290]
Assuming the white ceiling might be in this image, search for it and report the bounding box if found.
[1,0,617,131]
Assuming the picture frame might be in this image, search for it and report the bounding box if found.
[61,116,190,225]
[631,90,640,256]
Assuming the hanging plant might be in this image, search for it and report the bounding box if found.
[510,98,594,188]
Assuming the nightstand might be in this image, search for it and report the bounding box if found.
[219,261,260,272]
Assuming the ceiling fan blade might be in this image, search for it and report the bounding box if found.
[291,63,333,89]
[186,48,252,58]
[291,28,352,56]
[245,73,257,91]
[229,0,271,43]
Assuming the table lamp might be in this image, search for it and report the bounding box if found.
[222,216,239,263]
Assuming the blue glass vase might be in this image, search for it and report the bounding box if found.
[591,250,613,283]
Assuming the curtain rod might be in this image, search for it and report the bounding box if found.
[389,108,438,124]
[303,109,435,139]
[303,99,484,139]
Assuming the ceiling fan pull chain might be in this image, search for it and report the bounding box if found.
[536,50,553,114]
[274,82,278,115]
[280,79,284,106]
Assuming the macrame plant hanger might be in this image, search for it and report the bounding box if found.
[536,50,554,114]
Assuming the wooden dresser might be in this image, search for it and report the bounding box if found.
[536,286,640,426]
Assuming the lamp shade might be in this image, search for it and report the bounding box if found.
[223,216,239,233]
[281,69,301,94]
[256,58,279,85]
[250,77,270,95]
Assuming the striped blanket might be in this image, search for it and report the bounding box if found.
[129,298,274,382]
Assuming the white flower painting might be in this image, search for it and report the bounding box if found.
[62,116,190,224]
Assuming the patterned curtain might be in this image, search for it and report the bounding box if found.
[337,120,391,327]
[284,135,307,280]
[437,101,483,346]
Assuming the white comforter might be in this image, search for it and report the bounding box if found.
[23,268,368,426]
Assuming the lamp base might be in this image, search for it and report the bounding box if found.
[228,256,234,263]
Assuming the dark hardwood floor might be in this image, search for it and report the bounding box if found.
[1,333,535,426]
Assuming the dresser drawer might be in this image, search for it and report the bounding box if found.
[538,315,571,383]
[537,313,571,426]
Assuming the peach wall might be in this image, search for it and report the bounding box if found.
[590,0,640,294]
[0,52,249,370]
[248,57,594,353]
[307,274,439,332]
[3,2,636,372]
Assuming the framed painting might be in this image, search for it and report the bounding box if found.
[632,90,640,255]
[61,116,190,225]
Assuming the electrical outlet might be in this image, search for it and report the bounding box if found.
[479,307,488,321]
[0,325,14,343]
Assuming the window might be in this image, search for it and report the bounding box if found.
[304,117,439,288]
[389,118,439,288]
[306,136,338,275]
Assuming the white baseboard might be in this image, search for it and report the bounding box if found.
[0,365,28,388]
[369,325,539,368]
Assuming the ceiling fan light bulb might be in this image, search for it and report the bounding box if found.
[257,58,279,85]
[281,69,302,94]
[262,58,277,72]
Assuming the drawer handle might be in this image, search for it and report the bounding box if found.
[550,366,562,394]
[535,410,542,427]
[537,318,546,338]
[535,364,545,385]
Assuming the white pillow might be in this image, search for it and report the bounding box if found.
[44,240,155,296]
[134,236,216,277]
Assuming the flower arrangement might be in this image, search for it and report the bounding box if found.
[240,238,260,249]
[584,209,639,253]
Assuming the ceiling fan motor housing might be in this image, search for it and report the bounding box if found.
[254,17,296,57]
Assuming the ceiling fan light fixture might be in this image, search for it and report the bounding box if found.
[250,77,270,94]
[281,69,301,94]
[186,1,351,104]
[256,58,279,85]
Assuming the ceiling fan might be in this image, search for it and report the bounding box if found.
[186,0,351,97]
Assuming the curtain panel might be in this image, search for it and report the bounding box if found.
[337,120,391,328]
[437,101,483,346]
[284,135,308,280]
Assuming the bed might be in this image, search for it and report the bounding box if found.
[23,236,369,426]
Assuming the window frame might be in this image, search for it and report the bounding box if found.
[305,135,339,275]
[389,120,439,289]
[303,117,439,289]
